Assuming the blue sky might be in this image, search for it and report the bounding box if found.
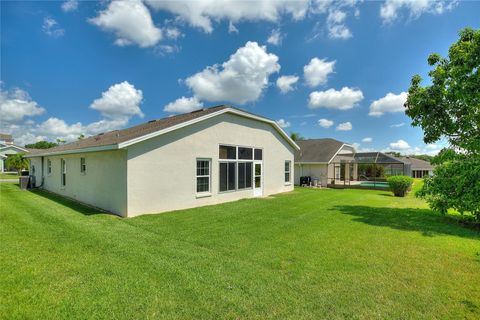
[1,0,478,154]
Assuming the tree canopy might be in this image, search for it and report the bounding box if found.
[405,28,480,154]
[24,141,58,149]
[290,132,304,141]
[5,153,29,174]
[405,28,480,220]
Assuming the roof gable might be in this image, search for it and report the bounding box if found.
[27,106,299,157]
[0,145,28,153]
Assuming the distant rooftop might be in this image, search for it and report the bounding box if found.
[295,138,346,163]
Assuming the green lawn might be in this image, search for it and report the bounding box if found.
[0,172,19,180]
[1,182,479,319]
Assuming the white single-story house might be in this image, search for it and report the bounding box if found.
[0,133,29,172]
[396,156,434,178]
[294,139,357,187]
[26,106,299,217]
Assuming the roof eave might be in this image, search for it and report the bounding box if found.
[24,144,118,158]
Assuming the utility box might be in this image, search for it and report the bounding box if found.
[19,176,30,190]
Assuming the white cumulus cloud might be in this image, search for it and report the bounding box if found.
[380,0,458,23]
[362,137,373,143]
[369,92,408,116]
[145,0,310,33]
[89,0,162,48]
[0,87,45,123]
[390,122,405,128]
[276,119,291,128]
[389,139,411,150]
[164,96,204,113]
[336,121,352,131]
[327,9,352,39]
[185,41,280,104]
[309,87,363,110]
[318,118,334,128]
[90,81,144,119]
[303,57,336,87]
[276,75,299,94]
[1,83,144,145]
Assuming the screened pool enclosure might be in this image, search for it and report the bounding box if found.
[327,152,409,189]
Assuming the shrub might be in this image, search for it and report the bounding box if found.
[387,176,414,197]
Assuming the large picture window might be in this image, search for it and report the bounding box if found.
[219,145,260,192]
[196,159,211,193]
[284,160,291,183]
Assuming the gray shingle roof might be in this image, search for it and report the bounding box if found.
[295,138,345,163]
[396,156,433,170]
[28,105,228,156]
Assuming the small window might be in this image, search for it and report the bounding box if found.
[196,159,210,193]
[254,148,263,160]
[238,147,253,160]
[61,159,66,186]
[31,165,35,175]
[47,159,52,174]
[219,145,236,160]
[284,160,291,183]
[219,162,236,192]
[80,157,86,173]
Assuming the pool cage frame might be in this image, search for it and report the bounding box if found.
[327,152,408,189]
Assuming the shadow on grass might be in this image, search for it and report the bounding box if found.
[29,187,109,216]
[334,205,480,239]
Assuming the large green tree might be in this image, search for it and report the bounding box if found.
[405,28,480,220]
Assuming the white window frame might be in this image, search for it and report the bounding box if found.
[80,157,86,174]
[284,160,291,184]
[196,158,211,197]
[47,159,52,175]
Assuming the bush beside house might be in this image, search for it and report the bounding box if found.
[387,176,414,197]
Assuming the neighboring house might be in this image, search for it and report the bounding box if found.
[294,139,356,187]
[396,156,434,178]
[26,106,299,217]
[0,133,28,172]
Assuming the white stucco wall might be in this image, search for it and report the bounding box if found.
[126,113,296,216]
[29,150,128,216]
[294,164,328,187]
